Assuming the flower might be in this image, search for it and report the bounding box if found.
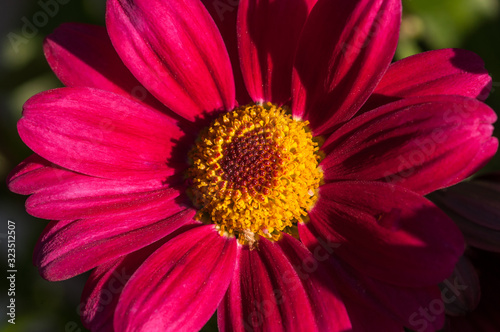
[7,0,498,331]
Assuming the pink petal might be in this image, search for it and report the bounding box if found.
[7,154,53,195]
[44,23,170,113]
[114,225,237,332]
[80,241,166,332]
[218,238,319,332]
[321,95,498,195]
[237,0,316,105]
[201,0,251,105]
[8,154,187,220]
[363,48,492,111]
[106,0,235,121]
[300,181,464,287]
[326,256,446,332]
[34,206,195,281]
[19,88,188,180]
[276,234,352,331]
[292,0,401,135]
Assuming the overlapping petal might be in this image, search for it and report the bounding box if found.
[429,175,500,252]
[18,88,188,181]
[218,237,320,332]
[106,0,235,121]
[114,225,237,332]
[327,257,446,332]
[292,0,401,135]
[300,181,464,287]
[363,48,492,111]
[34,206,194,281]
[80,241,167,332]
[43,23,169,113]
[201,0,251,104]
[237,0,316,105]
[321,95,498,195]
[8,154,187,220]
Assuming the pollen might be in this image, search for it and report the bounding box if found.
[187,103,323,246]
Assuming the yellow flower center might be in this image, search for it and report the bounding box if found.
[187,103,323,246]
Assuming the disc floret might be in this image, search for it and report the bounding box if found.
[188,103,323,246]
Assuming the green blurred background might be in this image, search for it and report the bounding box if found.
[1,0,499,331]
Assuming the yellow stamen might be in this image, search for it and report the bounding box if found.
[187,103,323,246]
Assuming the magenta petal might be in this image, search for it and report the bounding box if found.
[19,88,187,180]
[106,0,235,121]
[237,0,315,105]
[292,0,401,135]
[114,225,237,332]
[44,23,168,112]
[321,95,498,195]
[363,49,492,111]
[276,234,352,331]
[80,241,165,332]
[201,0,251,105]
[7,154,53,195]
[301,181,464,287]
[218,238,319,332]
[34,207,195,281]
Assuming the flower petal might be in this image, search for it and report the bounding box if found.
[19,88,188,180]
[429,177,500,252]
[324,255,446,332]
[321,95,498,195]
[301,181,464,287]
[218,238,318,332]
[114,225,237,332]
[80,241,166,332]
[44,23,169,113]
[276,234,352,331]
[8,154,187,220]
[237,0,315,105]
[201,0,251,104]
[292,0,401,135]
[34,206,195,281]
[106,0,235,121]
[363,48,492,111]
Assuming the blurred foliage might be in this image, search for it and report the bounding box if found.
[1,0,500,331]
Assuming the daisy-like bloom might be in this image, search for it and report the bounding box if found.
[7,0,498,331]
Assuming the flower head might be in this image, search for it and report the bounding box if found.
[7,0,498,331]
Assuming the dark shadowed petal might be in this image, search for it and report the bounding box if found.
[34,207,195,281]
[321,95,498,195]
[292,0,401,135]
[440,256,481,317]
[319,255,446,332]
[218,238,318,332]
[429,174,500,252]
[19,88,188,181]
[44,23,170,113]
[106,0,235,121]
[276,234,351,331]
[363,49,492,111]
[237,0,316,105]
[300,181,464,287]
[201,0,251,105]
[80,240,167,332]
[115,225,237,332]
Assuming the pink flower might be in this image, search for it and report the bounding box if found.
[7,0,498,331]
